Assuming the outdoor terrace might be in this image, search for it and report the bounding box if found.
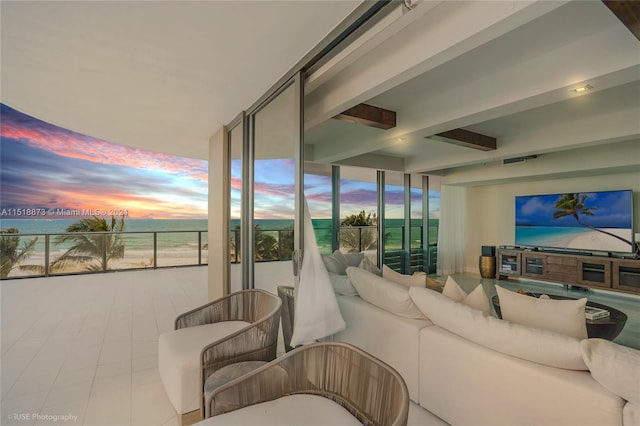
[1,266,446,426]
[1,267,207,426]
[2,264,637,426]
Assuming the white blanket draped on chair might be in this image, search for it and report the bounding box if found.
[290,198,345,346]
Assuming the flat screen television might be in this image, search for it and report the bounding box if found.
[515,190,634,253]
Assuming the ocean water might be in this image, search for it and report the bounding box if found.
[1,217,438,254]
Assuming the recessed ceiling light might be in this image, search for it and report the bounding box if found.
[572,84,593,93]
[395,137,405,142]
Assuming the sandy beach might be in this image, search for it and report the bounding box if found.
[565,228,633,252]
[6,248,208,277]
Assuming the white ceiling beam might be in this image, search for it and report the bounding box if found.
[404,103,640,174]
[305,0,569,134]
[438,139,640,187]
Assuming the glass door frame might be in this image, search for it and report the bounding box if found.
[226,111,246,295]
[222,2,397,291]
[241,72,304,290]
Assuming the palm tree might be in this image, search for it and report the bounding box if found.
[254,225,279,261]
[553,193,632,246]
[340,210,378,252]
[0,228,38,278]
[52,216,126,271]
[277,225,294,261]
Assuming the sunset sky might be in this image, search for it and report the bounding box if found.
[1,103,208,219]
[1,103,439,222]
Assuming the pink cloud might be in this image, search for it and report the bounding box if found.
[1,122,207,182]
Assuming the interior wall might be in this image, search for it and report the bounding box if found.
[464,171,640,273]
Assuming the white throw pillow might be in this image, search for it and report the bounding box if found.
[322,250,348,275]
[327,272,357,296]
[346,266,425,319]
[359,256,382,276]
[409,287,588,370]
[441,276,492,316]
[343,252,364,267]
[581,338,640,405]
[496,286,587,339]
[382,265,425,287]
[462,285,492,316]
[442,276,467,302]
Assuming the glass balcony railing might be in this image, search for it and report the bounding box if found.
[229,225,438,274]
[1,230,209,279]
[2,225,437,279]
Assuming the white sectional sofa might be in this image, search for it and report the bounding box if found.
[331,267,640,426]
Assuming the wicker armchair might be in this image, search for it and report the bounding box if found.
[159,289,281,425]
[200,341,409,426]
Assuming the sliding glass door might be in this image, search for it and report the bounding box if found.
[227,114,244,293]
[230,74,303,292]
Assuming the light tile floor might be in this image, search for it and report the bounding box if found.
[2,267,208,426]
[5,267,636,426]
[2,267,449,426]
[2,267,451,426]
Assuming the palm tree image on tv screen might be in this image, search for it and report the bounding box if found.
[515,190,633,253]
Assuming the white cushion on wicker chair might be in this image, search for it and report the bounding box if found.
[159,321,250,414]
[196,394,361,426]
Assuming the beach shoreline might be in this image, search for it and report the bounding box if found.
[565,228,633,252]
[5,247,208,277]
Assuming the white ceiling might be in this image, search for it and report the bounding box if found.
[304,0,640,184]
[2,0,639,185]
[1,0,359,160]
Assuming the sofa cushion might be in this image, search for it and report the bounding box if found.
[419,326,622,426]
[328,272,357,296]
[441,276,467,302]
[359,256,382,276]
[462,285,492,316]
[383,265,425,287]
[158,321,251,414]
[496,285,587,339]
[322,250,348,275]
[346,266,425,319]
[441,276,491,316]
[624,403,640,426]
[581,338,640,405]
[335,295,432,402]
[323,251,364,276]
[409,287,588,370]
[343,252,364,267]
[196,394,362,426]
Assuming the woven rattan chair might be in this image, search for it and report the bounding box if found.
[276,285,295,352]
[199,341,409,426]
[159,289,281,425]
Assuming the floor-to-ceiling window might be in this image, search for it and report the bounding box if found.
[383,171,405,272]
[428,177,442,274]
[409,174,425,274]
[304,163,334,255]
[338,166,378,255]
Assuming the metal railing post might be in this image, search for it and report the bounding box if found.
[44,234,50,277]
[153,232,158,269]
[102,233,108,271]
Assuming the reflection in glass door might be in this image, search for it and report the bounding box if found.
[247,75,303,292]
